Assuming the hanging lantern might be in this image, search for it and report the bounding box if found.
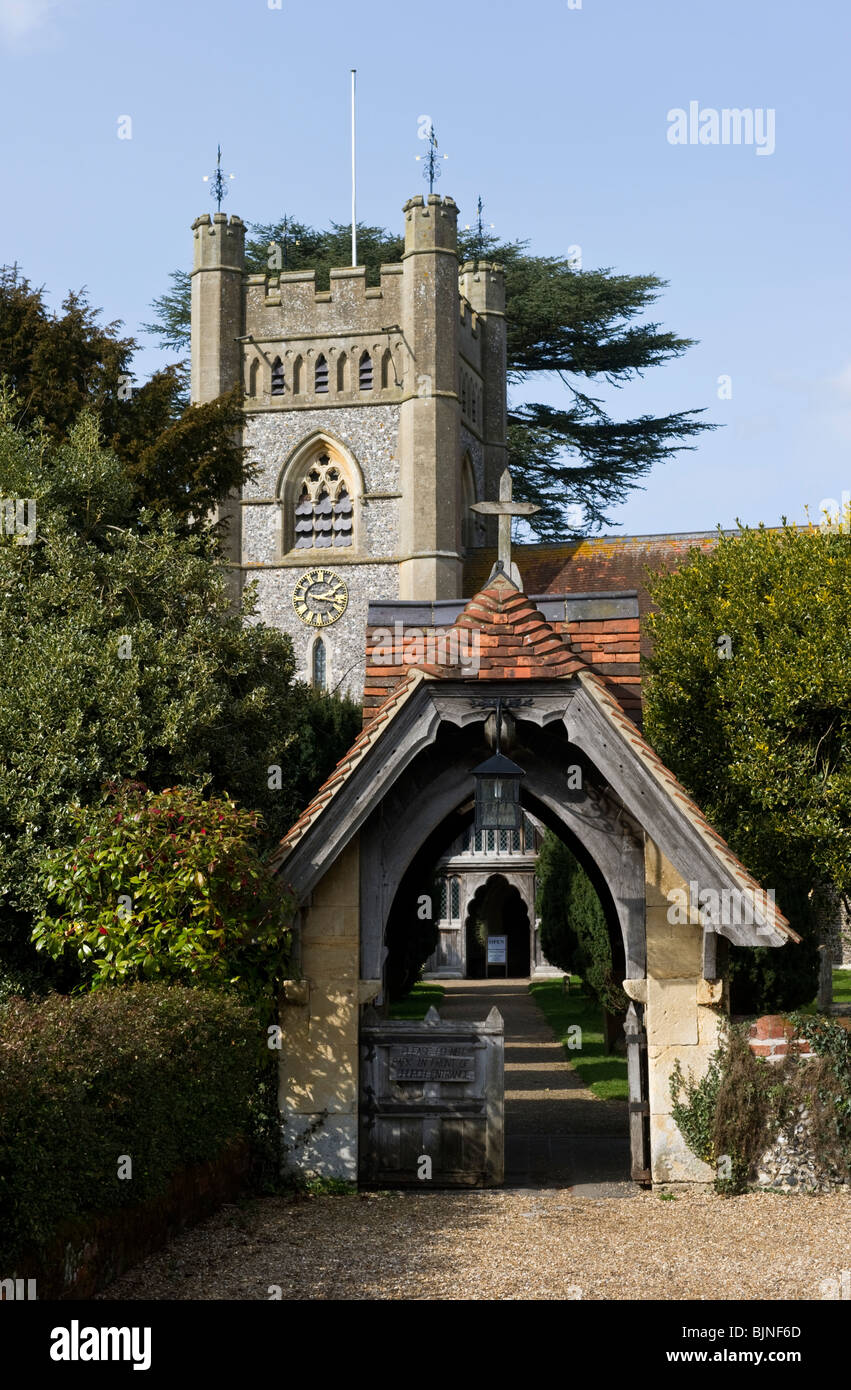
[473,751,526,831]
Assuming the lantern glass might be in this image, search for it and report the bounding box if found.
[473,752,525,831]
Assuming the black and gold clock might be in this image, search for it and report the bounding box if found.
[292,568,348,628]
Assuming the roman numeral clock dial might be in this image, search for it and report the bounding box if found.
[292,569,349,628]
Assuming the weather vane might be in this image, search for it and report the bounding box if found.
[203,145,235,212]
[281,215,300,270]
[415,123,448,195]
[465,196,496,258]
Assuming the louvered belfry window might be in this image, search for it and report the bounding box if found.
[293,454,353,550]
[314,355,329,393]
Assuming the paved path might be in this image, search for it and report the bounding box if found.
[438,979,631,1190]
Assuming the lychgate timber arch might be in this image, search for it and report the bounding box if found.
[270,567,798,1188]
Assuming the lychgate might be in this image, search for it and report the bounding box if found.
[270,567,797,1187]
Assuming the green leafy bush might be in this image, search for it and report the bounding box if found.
[536,830,627,1015]
[644,522,851,1011]
[0,404,360,999]
[0,983,266,1265]
[33,783,294,996]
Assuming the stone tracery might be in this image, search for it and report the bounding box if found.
[293,451,354,550]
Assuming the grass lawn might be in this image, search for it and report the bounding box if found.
[387,981,445,1020]
[529,977,629,1102]
[833,969,851,1005]
[799,969,851,1013]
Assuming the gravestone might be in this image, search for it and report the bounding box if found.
[359,1005,503,1186]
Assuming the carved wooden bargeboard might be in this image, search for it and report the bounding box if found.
[359,1007,503,1187]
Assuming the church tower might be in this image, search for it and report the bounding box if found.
[190,195,507,699]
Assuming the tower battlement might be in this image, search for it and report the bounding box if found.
[403,194,459,254]
[459,260,506,315]
[191,212,246,271]
[245,263,404,340]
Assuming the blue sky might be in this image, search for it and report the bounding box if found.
[1,0,848,536]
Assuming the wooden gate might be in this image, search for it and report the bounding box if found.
[625,1000,651,1183]
[359,1006,504,1187]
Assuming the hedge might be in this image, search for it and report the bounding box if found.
[0,983,266,1267]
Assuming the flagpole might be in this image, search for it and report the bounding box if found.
[351,69,357,267]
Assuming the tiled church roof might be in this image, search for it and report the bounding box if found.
[463,532,732,610]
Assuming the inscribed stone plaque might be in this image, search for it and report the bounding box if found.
[389,1044,475,1083]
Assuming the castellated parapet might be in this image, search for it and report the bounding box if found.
[190,195,507,699]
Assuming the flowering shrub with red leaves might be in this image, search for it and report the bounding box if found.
[33,783,293,996]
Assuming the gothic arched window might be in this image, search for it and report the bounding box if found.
[461,453,477,552]
[293,355,303,395]
[293,453,353,550]
[359,351,373,391]
[312,637,327,690]
[381,348,394,389]
[315,354,329,393]
[439,878,448,920]
[450,876,461,921]
[337,353,348,393]
[271,357,284,396]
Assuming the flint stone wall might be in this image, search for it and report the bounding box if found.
[748,1015,850,1193]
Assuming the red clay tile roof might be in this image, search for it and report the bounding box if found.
[412,567,586,680]
[363,570,642,722]
[464,534,728,610]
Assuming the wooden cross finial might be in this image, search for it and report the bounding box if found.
[470,468,540,578]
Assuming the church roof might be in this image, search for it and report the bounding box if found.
[463,532,734,606]
[271,568,796,944]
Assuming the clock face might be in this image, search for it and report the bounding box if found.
[292,568,348,628]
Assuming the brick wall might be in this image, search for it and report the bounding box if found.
[747,1015,816,1061]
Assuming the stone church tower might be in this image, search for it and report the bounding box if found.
[190,194,507,698]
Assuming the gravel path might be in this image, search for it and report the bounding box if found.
[98,1187,851,1301]
[97,982,851,1301]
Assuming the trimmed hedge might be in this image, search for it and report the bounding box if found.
[0,983,265,1267]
